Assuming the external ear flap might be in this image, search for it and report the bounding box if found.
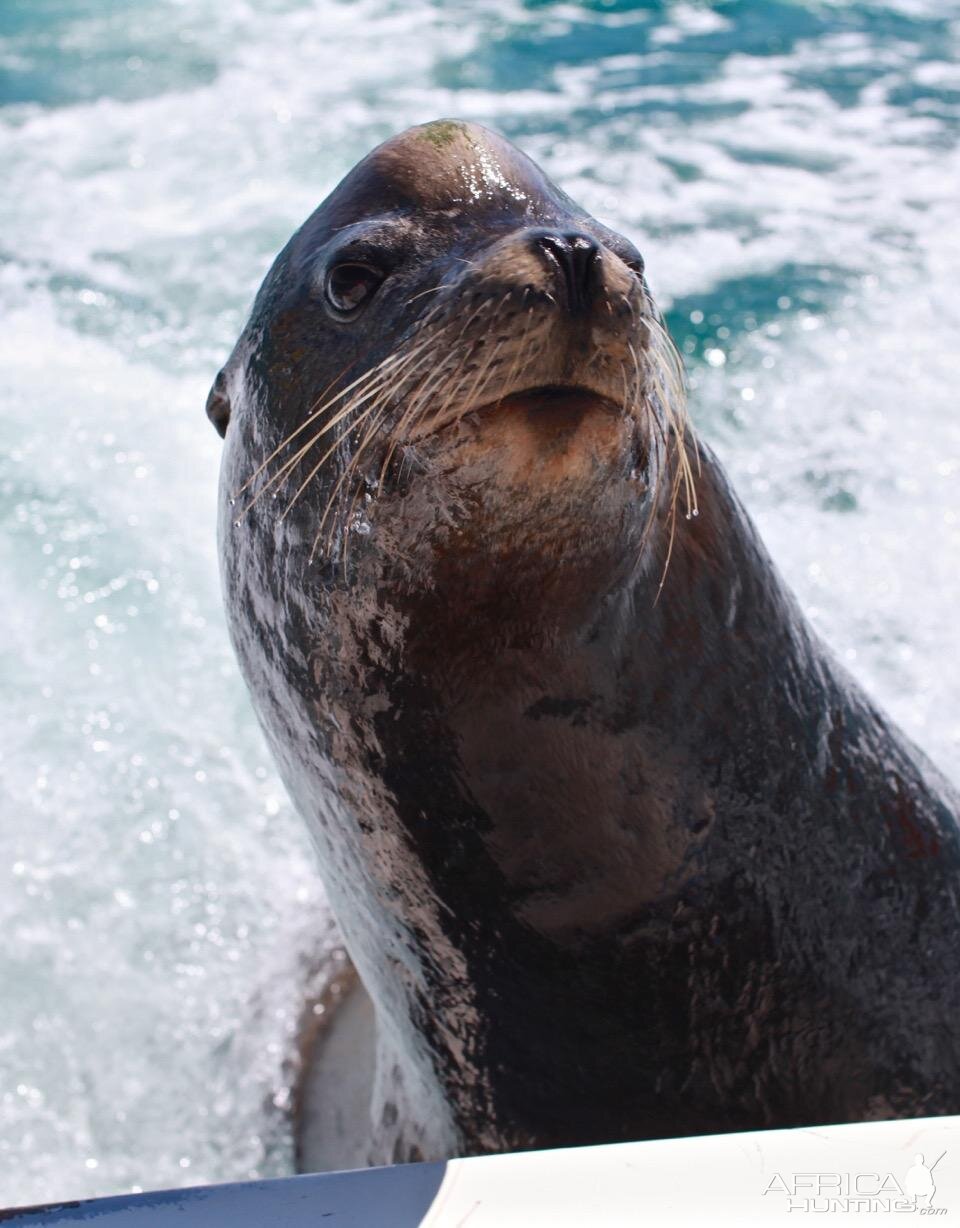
[206,370,231,438]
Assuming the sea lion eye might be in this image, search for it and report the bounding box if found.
[325,262,384,315]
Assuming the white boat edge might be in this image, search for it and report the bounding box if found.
[3,1113,958,1225]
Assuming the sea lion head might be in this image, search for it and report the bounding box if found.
[210,121,692,644]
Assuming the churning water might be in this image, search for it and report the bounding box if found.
[1,0,958,1206]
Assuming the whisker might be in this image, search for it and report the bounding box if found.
[232,346,419,502]
[376,345,458,489]
[317,309,471,552]
[234,350,426,517]
[279,397,384,522]
[234,329,449,518]
[624,311,698,598]
[411,301,506,442]
[405,283,447,306]
[654,495,679,605]
[499,295,537,400]
[451,292,512,418]
[285,311,466,529]
[386,344,465,450]
[232,295,457,504]
[385,296,501,447]
[336,412,396,567]
[311,396,399,563]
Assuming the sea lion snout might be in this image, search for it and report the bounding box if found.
[529,229,603,315]
[404,223,649,422]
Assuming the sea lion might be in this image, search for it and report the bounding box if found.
[209,120,960,1166]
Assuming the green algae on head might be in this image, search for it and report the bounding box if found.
[358,120,545,213]
[419,119,469,149]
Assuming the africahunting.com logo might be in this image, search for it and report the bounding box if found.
[762,1152,948,1214]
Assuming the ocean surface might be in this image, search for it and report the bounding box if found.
[1,0,959,1207]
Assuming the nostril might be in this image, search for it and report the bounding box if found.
[533,231,601,313]
[568,234,601,296]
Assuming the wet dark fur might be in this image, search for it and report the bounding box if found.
[210,121,960,1164]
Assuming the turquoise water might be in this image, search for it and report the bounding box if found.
[2,0,959,1206]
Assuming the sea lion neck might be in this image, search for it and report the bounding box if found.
[347,446,753,745]
[350,451,657,678]
[321,448,812,952]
